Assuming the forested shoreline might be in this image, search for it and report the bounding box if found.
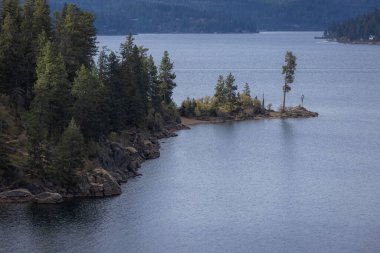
[0,0,182,203]
[0,1,318,204]
[326,9,380,43]
[48,0,380,34]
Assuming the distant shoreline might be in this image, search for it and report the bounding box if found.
[325,38,380,45]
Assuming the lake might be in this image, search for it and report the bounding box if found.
[1,32,380,253]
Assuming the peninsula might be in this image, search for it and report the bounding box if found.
[0,1,317,204]
[325,8,380,44]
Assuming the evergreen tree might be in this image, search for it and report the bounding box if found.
[225,73,238,105]
[214,75,226,105]
[126,45,147,126]
[32,0,51,38]
[281,51,297,112]
[120,33,134,63]
[120,36,147,127]
[97,46,110,83]
[28,40,71,140]
[20,0,36,108]
[103,51,128,131]
[147,55,161,112]
[243,83,251,97]
[72,65,108,139]
[0,0,25,112]
[159,51,176,104]
[54,118,85,181]
[55,3,97,81]
[241,83,252,107]
[20,0,52,109]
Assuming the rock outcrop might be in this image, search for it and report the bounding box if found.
[0,189,33,203]
[76,168,122,197]
[0,123,192,203]
[280,106,319,118]
[34,192,63,204]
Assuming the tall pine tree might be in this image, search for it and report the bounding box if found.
[72,65,108,139]
[159,51,176,104]
[55,3,97,81]
[28,40,71,140]
[0,0,25,112]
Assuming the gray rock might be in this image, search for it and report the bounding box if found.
[143,139,153,147]
[34,192,63,204]
[125,146,138,154]
[77,168,122,197]
[0,189,33,203]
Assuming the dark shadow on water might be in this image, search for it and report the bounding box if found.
[280,119,296,163]
[26,198,107,228]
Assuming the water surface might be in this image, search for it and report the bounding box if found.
[1,32,380,253]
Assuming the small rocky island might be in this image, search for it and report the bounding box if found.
[181,106,318,126]
[179,61,318,126]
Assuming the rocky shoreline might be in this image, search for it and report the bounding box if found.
[0,123,189,204]
[0,107,316,204]
[181,106,318,125]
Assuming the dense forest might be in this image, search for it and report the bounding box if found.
[47,0,380,34]
[0,0,179,195]
[326,8,380,42]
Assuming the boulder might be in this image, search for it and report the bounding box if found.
[77,168,122,197]
[143,140,153,147]
[125,146,138,154]
[34,192,63,204]
[0,189,33,203]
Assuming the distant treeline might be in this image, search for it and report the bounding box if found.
[47,0,380,34]
[326,9,380,42]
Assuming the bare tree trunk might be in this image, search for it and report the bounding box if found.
[282,86,286,113]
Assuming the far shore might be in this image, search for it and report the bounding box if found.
[325,38,380,45]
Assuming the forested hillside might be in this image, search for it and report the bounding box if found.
[326,9,380,43]
[0,0,180,198]
[47,0,380,34]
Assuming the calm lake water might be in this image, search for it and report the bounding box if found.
[2,32,380,253]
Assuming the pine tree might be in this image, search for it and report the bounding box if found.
[55,3,97,81]
[72,65,108,139]
[104,51,128,131]
[214,75,226,105]
[225,73,238,105]
[54,118,85,182]
[120,33,134,63]
[241,83,252,107]
[243,83,251,97]
[29,40,71,140]
[120,36,147,127]
[20,0,36,108]
[32,0,51,38]
[127,45,147,126]
[147,55,161,112]
[159,51,176,104]
[0,0,25,112]
[282,51,297,112]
